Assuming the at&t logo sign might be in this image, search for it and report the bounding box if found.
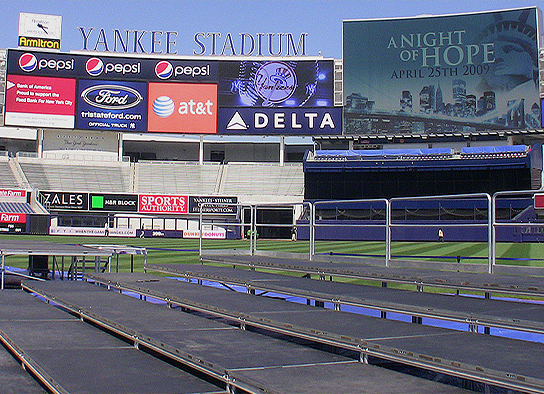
[151,96,213,118]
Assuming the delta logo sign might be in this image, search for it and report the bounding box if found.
[219,107,342,135]
[148,82,217,133]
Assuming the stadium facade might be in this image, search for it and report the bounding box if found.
[0,7,542,239]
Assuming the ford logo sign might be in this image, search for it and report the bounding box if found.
[81,85,143,110]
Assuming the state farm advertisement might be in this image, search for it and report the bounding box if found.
[138,194,188,214]
[5,74,76,128]
[0,213,26,223]
[147,82,217,134]
[0,189,27,203]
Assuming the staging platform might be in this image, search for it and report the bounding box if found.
[200,252,544,297]
[147,262,544,335]
[0,337,46,394]
[19,281,470,394]
[74,272,544,394]
[0,290,226,394]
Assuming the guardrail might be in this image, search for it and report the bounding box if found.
[198,191,544,275]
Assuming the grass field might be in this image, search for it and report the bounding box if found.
[2,234,544,273]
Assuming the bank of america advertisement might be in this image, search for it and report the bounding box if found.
[343,7,542,135]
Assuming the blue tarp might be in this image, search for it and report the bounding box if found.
[461,145,527,154]
[315,148,452,157]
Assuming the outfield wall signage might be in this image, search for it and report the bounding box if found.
[38,191,88,210]
[40,191,237,215]
[343,7,542,135]
[183,229,226,239]
[0,189,27,203]
[90,193,138,212]
[49,226,136,237]
[188,196,238,214]
[0,213,26,224]
[138,194,189,214]
[5,49,336,135]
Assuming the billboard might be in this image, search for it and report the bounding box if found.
[5,74,76,128]
[5,49,337,135]
[219,107,341,135]
[38,191,89,210]
[76,79,148,131]
[18,13,62,50]
[148,82,217,133]
[343,7,542,135]
[138,194,189,214]
[90,193,138,212]
[188,196,238,214]
[218,60,334,107]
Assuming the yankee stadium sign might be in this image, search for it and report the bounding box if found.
[78,27,309,56]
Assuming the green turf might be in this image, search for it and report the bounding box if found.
[1,234,543,273]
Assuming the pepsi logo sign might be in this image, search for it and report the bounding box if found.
[85,58,104,76]
[18,53,37,72]
[81,85,144,110]
[19,53,74,72]
[85,57,141,76]
[155,61,173,79]
[154,61,210,79]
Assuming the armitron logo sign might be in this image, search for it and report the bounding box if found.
[18,13,62,51]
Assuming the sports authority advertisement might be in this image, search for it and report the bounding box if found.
[148,82,218,133]
[76,79,147,131]
[343,7,542,135]
[138,194,189,213]
[4,74,76,128]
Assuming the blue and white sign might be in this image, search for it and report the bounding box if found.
[76,79,147,131]
[219,107,342,135]
[343,7,542,135]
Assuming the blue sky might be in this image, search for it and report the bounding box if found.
[0,0,542,58]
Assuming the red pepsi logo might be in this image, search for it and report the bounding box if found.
[155,61,173,79]
[18,53,37,72]
[86,57,104,76]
